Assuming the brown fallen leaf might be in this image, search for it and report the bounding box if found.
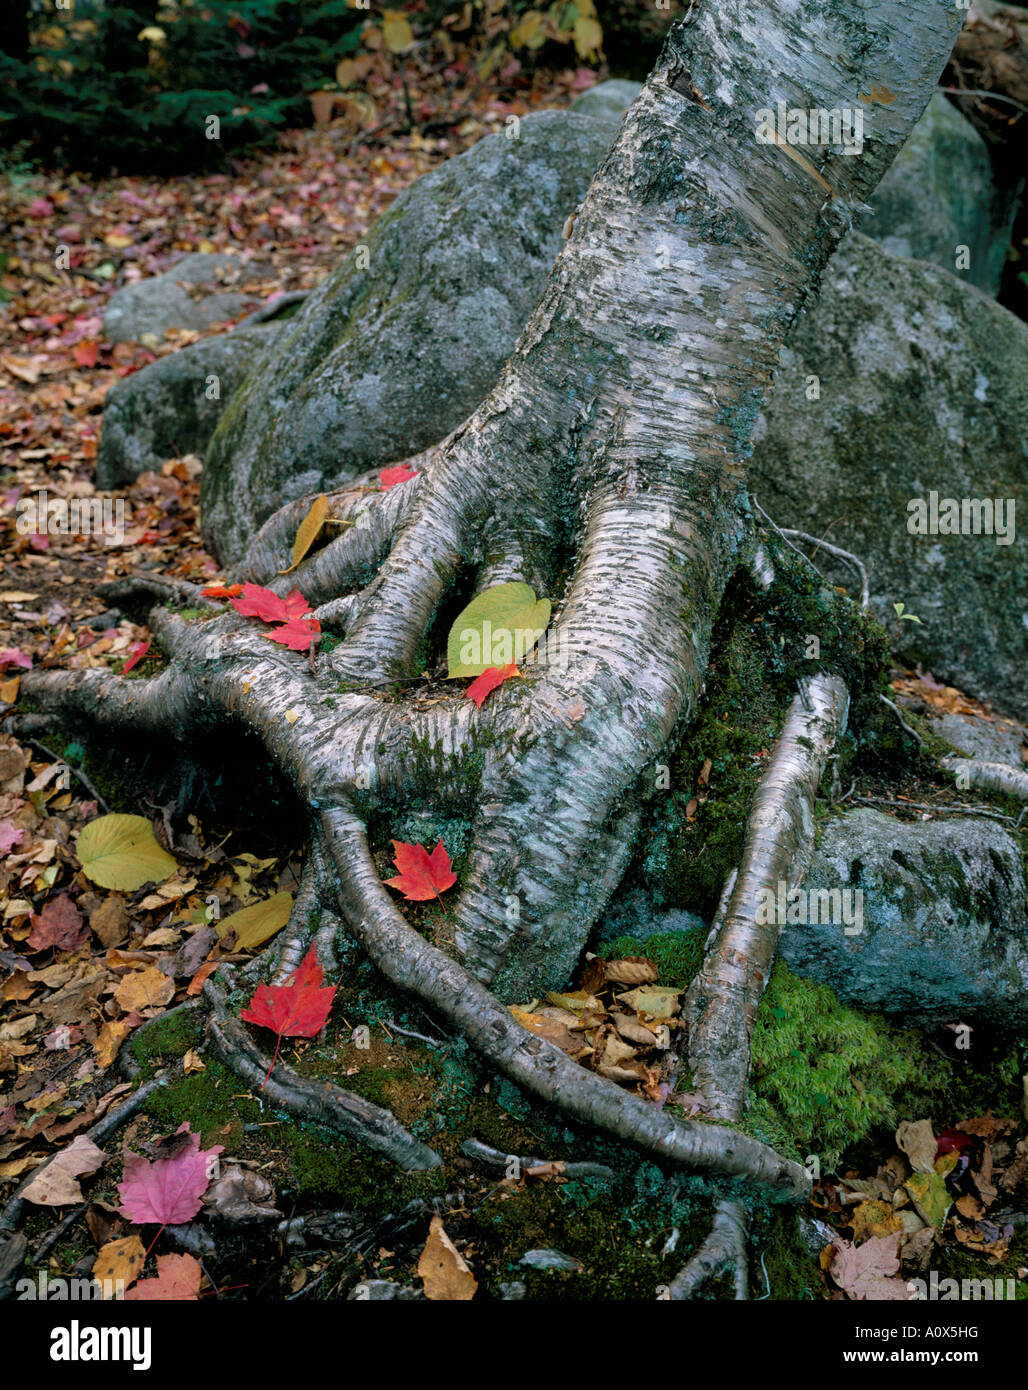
[417,1214,477,1301]
[89,898,129,949]
[27,895,88,953]
[21,1135,107,1206]
[895,1119,937,1174]
[603,957,658,986]
[508,1004,582,1056]
[114,965,176,1012]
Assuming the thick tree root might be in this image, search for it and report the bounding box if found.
[321,806,809,1201]
[667,670,849,1296]
[686,673,850,1122]
[941,756,1028,803]
[203,979,442,1171]
[668,1199,749,1300]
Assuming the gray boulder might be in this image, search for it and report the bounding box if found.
[593,887,707,946]
[750,232,1028,719]
[200,104,625,562]
[930,711,1026,768]
[861,93,1017,297]
[569,78,640,123]
[103,253,260,344]
[779,808,1028,1028]
[96,322,282,486]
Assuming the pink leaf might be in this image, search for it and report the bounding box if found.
[0,649,32,670]
[117,1125,222,1226]
[0,823,24,854]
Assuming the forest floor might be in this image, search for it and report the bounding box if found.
[1,70,1027,1302]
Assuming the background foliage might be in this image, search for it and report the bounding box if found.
[0,0,677,173]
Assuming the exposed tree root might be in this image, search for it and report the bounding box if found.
[461,1138,616,1184]
[941,756,1028,803]
[686,672,850,1122]
[668,670,849,1297]
[322,804,809,1200]
[203,978,442,1172]
[669,1199,749,1300]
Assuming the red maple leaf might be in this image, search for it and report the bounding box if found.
[73,340,98,368]
[264,616,321,651]
[241,946,336,1084]
[380,465,418,489]
[28,895,88,952]
[383,840,457,904]
[465,662,519,708]
[118,1124,222,1228]
[229,583,311,624]
[122,640,150,674]
[201,583,244,599]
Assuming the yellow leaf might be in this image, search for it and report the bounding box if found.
[417,1214,477,1300]
[0,676,19,704]
[76,814,177,891]
[573,16,602,58]
[93,1236,146,1297]
[278,494,330,573]
[446,581,550,678]
[382,11,414,53]
[137,25,166,42]
[114,965,176,1013]
[94,1019,132,1069]
[183,1049,206,1074]
[510,10,546,48]
[104,232,134,250]
[214,891,293,950]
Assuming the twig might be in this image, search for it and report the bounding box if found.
[384,1019,447,1049]
[879,695,924,746]
[31,1204,87,1265]
[942,86,1028,115]
[850,794,1016,823]
[22,738,111,813]
[779,529,870,609]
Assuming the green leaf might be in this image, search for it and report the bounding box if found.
[76,814,177,891]
[446,582,551,678]
[904,1170,952,1229]
[214,891,293,950]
